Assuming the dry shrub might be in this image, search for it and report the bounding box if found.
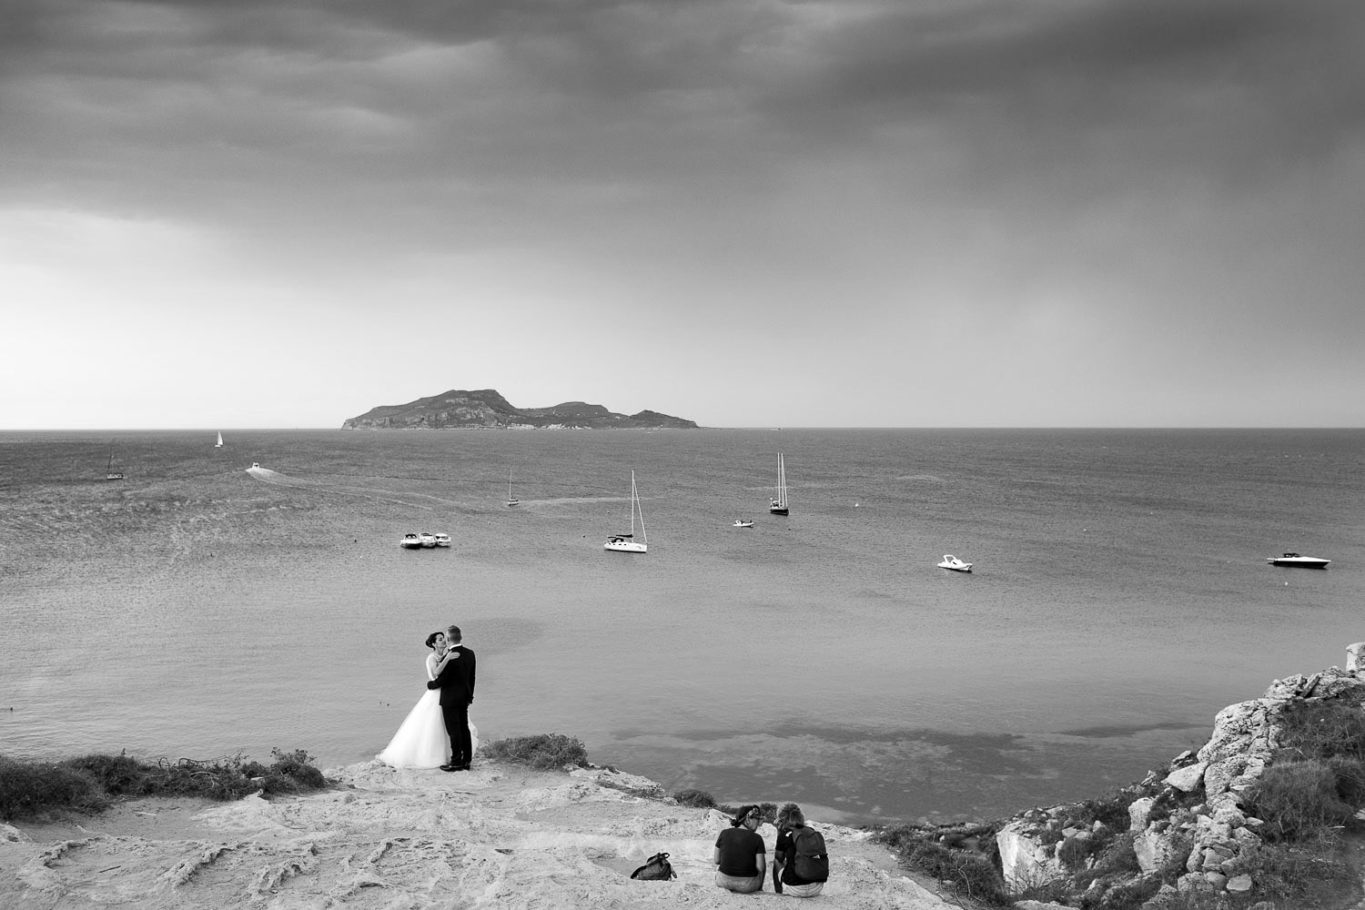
[672,788,717,809]
[480,734,588,770]
[1244,759,1357,841]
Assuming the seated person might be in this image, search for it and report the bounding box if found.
[774,803,826,898]
[714,804,766,893]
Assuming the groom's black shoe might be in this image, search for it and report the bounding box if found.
[439,764,457,772]
[454,763,470,771]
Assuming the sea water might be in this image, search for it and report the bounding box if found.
[2,428,1362,824]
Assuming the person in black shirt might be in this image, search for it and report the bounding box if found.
[714,804,766,893]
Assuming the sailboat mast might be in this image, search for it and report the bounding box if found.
[633,471,647,544]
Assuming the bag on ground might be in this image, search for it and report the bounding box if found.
[791,827,830,882]
[630,851,676,881]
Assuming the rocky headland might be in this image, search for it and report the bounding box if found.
[341,389,699,430]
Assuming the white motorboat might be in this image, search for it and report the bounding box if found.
[605,471,648,553]
[400,533,424,549]
[433,532,452,548]
[1267,552,1330,569]
[733,519,754,528]
[417,532,437,548]
[769,453,789,515]
[938,554,973,573]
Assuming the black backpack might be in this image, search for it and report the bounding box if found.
[630,851,676,881]
[790,826,829,882]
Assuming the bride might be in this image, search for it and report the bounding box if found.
[377,631,477,768]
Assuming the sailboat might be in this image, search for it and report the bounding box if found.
[769,453,789,515]
[214,431,224,448]
[604,471,648,553]
[104,448,124,481]
[506,469,519,507]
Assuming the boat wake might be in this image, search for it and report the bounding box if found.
[245,466,469,512]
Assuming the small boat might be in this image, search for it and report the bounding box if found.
[506,469,519,507]
[400,533,424,549]
[1267,552,1330,569]
[770,453,789,516]
[433,532,451,548]
[104,448,124,481]
[214,431,224,448]
[417,532,437,548]
[250,462,261,469]
[733,519,754,528]
[605,471,648,553]
[938,555,973,573]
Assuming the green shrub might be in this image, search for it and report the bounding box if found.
[673,788,717,808]
[1088,874,1163,910]
[1075,832,1141,885]
[62,752,153,796]
[1228,833,1359,908]
[1327,755,1365,809]
[265,748,326,791]
[0,749,327,820]
[1276,699,1365,762]
[1242,759,1356,841]
[875,825,1010,907]
[1057,834,1094,871]
[1078,785,1150,833]
[0,756,105,820]
[480,734,588,770]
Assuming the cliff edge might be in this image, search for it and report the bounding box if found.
[0,761,951,909]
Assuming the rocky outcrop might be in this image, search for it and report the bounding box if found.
[987,648,1365,908]
[341,389,699,430]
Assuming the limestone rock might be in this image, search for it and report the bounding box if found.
[996,819,1065,890]
[1133,828,1188,875]
[1346,642,1365,671]
[1164,762,1206,793]
[1128,796,1157,831]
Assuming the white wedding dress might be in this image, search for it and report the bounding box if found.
[377,652,478,769]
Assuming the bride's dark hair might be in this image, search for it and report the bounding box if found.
[425,631,444,649]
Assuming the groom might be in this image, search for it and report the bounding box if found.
[428,624,476,771]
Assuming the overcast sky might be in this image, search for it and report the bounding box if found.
[3,0,1363,429]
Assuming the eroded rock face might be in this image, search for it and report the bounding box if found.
[994,657,1365,906]
[997,818,1068,890]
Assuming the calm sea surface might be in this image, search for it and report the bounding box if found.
[2,428,1362,824]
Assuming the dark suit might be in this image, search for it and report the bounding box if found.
[429,645,476,767]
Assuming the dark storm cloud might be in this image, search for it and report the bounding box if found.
[753,0,1365,191]
[4,0,1363,267]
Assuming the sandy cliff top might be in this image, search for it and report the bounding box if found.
[1,760,956,909]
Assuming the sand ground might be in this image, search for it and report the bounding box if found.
[1,760,961,909]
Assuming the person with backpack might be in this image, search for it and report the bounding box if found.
[773,803,828,897]
[713,804,767,893]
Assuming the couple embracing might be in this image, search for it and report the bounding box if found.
[377,625,478,772]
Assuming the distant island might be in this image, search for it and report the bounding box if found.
[341,389,700,430]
